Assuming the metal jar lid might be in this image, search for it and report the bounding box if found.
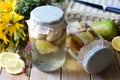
[82,46,113,73]
[78,39,113,73]
[30,5,64,24]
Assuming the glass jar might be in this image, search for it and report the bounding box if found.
[65,20,113,73]
[65,20,101,59]
[26,5,67,72]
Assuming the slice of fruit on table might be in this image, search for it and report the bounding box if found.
[0,52,25,74]
[5,58,25,74]
[0,52,20,67]
[112,36,120,52]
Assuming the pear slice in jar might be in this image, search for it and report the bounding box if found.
[46,29,63,42]
[37,34,46,40]
[66,36,84,54]
[66,36,72,48]
[72,34,84,45]
[54,31,66,47]
[68,21,87,34]
[75,31,94,45]
[35,40,60,55]
[70,38,82,54]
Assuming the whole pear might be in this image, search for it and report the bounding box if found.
[91,19,117,40]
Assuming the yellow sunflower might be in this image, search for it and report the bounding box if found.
[4,11,24,36]
[0,0,16,13]
[0,0,25,46]
[0,30,9,44]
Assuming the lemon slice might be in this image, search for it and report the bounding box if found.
[5,58,25,74]
[0,52,20,67]
[35,40,60,55]
[112,36,120,52]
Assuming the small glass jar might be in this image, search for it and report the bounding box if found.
[26,5,67,72]
[65,20,101,59]
[65,20,113,73]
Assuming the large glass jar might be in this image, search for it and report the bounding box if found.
[26,5,67,72]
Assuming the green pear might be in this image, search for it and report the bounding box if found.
[91,19,117,40]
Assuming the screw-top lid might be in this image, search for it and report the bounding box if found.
[30,5,64,24]
[82,46,113,74]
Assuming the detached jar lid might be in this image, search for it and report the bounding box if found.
[82,46,113,74]
[30,5,64,24]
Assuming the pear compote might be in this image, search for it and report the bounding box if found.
[65,20,100,59]
[26,5,67,72]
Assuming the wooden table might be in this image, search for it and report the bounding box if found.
[0,50,120,80]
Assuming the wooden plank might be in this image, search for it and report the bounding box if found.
[0,69,28,80]
[29,66,60,80]
[91,51,120,80]
[62,54,90,80]
[116,51,120,66]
